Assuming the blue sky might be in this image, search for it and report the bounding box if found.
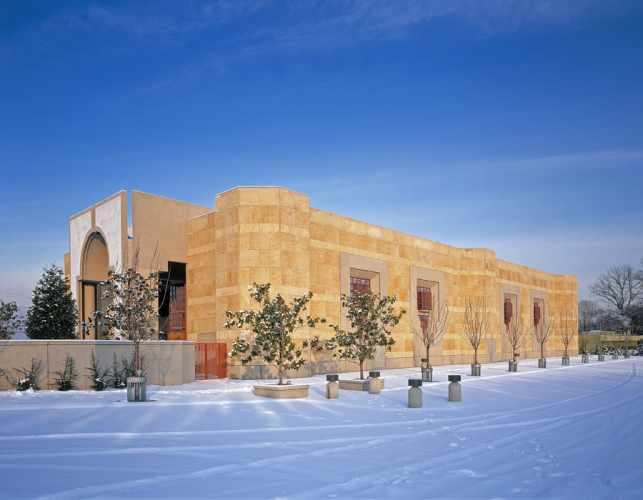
[1,0,643,308]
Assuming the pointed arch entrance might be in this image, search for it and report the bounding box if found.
[80,232,109,339]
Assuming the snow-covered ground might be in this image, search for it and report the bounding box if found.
[1,356,642,499]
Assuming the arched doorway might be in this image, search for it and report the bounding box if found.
[81,232,109,339]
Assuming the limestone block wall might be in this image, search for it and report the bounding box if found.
[0,340,195,391]
[186,187,578,378]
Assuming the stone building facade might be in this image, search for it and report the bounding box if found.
[66,187,578,378]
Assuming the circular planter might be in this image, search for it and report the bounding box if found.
[470,363,481,376]
[421,366,433,382]
[508,360,518,372]
[253,384,309,399]
[538,358,547,369]
[126,376,147,402]
[562,357,570,366]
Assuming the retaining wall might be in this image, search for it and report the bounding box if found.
[0,340,195,391]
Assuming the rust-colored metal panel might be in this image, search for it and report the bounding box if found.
[195,342,227,379]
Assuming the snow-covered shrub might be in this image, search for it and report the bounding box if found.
[87,352,110,391]
[8,359,43,391]
[111,353,126,389]
[54,355,78,391]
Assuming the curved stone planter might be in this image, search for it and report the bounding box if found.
[339,379,372,391]
[253,384,309,399]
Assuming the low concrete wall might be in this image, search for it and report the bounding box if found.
[0,340,195,391]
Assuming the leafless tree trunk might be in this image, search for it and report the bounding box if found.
[533,315,554,360]
[414,303,449,368]
[463,296,487,366]
[503,316,523,363]
[578,300,600,333]
[559,312,576,358]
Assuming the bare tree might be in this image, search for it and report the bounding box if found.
[462,296,487,375]
[578,300,601,333]
[503,316,523,369]
[533,314,554,366]
[414,303,449,369]
[591,265,642,315]
[559,312,576,361]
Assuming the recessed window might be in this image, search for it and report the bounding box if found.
[417,286,433,313]
[504,298,513,326]
[169,285,186,331]
[350,276,371,295]
[533,302,542,327]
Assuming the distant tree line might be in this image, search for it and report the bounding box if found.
[580,258,643,334]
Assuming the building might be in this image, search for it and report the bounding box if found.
[65,187,578,378]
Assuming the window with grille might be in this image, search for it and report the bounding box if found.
[504,298,513,326]
[350,276,371,295]
[417,286,433,312]
[169,285,186,331]
[534,302,541,327]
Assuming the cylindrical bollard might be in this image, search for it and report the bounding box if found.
[408,379,423,408]
[562,357,570,366]
[368,371,382,394]
[326,374,339,399]
[448,375,462,402]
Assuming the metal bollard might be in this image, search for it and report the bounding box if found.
[448,375,462,402]
[326,374,339,399]
[408,379,423,408]
[368,371,383,394]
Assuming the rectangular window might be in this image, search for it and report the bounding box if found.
[417,286,433,312]
[534,301,542,327]
[169,285,186,331]
[350,276,371,295]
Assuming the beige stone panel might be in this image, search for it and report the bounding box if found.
[132,191,211,272]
